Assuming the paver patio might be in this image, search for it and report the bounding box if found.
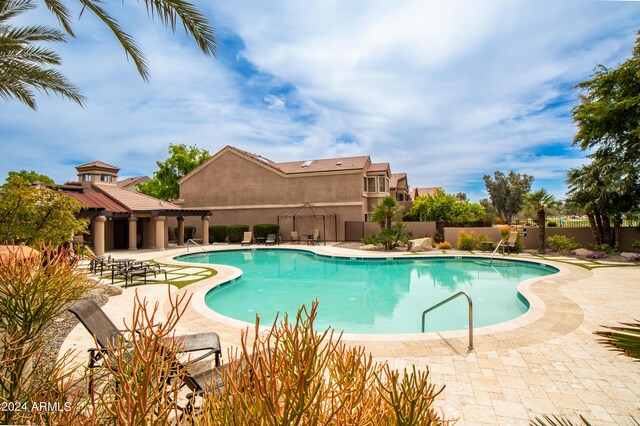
[61,245,640,425]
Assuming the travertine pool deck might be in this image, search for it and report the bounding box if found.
[61,244,640,425]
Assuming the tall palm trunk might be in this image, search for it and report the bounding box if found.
[587,213,600,245]
[594,210,605,245]
[613,215,622,250]
[602,215,612,246]
[537,207,546,252]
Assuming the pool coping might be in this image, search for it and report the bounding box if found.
[155,245,577,350]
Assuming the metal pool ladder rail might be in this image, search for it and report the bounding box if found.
[490,240,504,264]
[186,239,206,253]
[421,291,474,350]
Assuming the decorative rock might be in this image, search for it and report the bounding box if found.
[573,248,593,257]
[102,285,123,296]
[359,244,381,251]
[621,252,639,259]
[408,237,434,252]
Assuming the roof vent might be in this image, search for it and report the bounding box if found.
[336,161,343,165]
[302,160,313,167]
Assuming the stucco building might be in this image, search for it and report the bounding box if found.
[176,146,410,241]
[61,161,210,255]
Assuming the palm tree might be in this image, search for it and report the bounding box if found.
[0,0,216,109]
[370,196,402,230]
[0,0,85,108]
[524,189,556,252]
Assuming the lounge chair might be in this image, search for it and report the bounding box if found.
[502,232,519,254]
[290,231,300,244]
[307,229,320,245]
[68,299,222,370]
[240,232,253,246]
[265,234,277,245]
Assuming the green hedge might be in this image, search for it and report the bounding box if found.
[227,224,249,243]
[173,226,196,240]
[253,224,279,239]
[209,225,227,243]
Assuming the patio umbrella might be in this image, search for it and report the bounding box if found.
[0,245,40,263]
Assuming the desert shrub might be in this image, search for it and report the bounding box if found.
[361,235,380,245]
[547,221,558,227]
[209,225,227,243]
[226,225,249,243]
[0,246,94,424]
[457,231,475,251]
[438,241,452,249]
[547,235,580,252]
[498,225,511,240]
[253,224,279,239]
[591,243,614,254]
[476,233,491,249]
[513,234,524,253]
[198,301,447,424]
[378,222,410,250]
[632,240,640,252]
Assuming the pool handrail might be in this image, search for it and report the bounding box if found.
[187,239,206,253]
[490,239,504,264]
[421,291,474,350]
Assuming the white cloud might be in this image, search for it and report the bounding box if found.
[0,0,638,200]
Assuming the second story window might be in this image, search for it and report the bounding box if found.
[82,174,92,182]
[378,177,387,193]
[367,177,376,193]
[101,174,112,182]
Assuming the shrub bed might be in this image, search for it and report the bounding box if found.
[227,225,249,243]
[253,224,279,239]
[209,225,227,243]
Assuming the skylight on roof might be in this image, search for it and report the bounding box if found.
[257,156,271,164]
[302,160,313,167]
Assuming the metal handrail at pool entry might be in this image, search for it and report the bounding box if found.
[422,291,474,350]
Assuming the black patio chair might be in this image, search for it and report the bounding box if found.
[68,299,222,372]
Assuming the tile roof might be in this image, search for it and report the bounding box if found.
[66,192,128,213]
[367,162,390,172]
[390,173,407,189]
[75,161,119,171]
[277,156,370,174]
[117,176,149,188]
[93,184,182,211]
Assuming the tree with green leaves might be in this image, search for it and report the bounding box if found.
[138,143,210,201]
[566,159,638,249]
[6,169,54,185]
[0,0,216,109]
[573,32,640,167]
[369,196,409,250]
[523,189,556,252]
[405,189,486,225]
[483,171,533,224]
[0,176,88,245]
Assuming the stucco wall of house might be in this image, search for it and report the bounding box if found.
[180,151,365,208]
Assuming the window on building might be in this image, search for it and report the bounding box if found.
[101,174,112,182]
[378,177,387,193]
[82,174,92,182]
[367,177,376,193]
[397,193,404,201]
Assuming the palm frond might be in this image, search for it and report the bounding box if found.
[43,0,75,36]
[530,414,591,426]
[76,0,149,80]
[0,0,83,109]
[0,0,34,20]
[143,0,217,56]
[594,320,640,360]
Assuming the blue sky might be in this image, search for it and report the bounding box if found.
[1,0,639,201]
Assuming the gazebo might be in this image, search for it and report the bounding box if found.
[277,203,337,246]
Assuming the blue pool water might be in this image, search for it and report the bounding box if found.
[176,249,557,334]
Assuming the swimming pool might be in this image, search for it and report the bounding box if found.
[176,249,558,334]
